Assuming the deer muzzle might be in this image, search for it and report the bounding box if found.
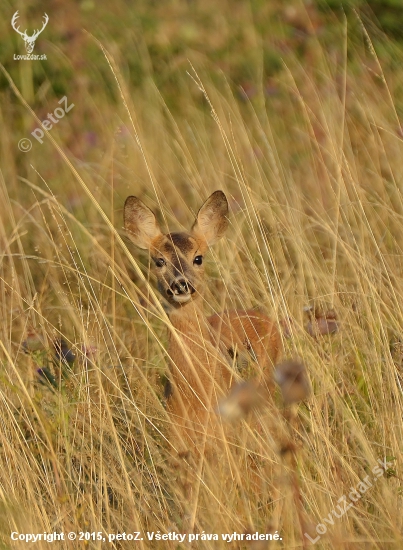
[167,277,195,303]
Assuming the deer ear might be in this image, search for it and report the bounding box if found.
[124,196,162,249]
[192,190,229,246]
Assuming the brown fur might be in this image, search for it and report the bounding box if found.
[124,191,282,451]
[208,309,281,379]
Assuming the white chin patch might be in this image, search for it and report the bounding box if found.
[172,294,192,304]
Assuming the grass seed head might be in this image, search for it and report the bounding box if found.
[274,360,311,405]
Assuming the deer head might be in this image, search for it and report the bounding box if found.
[124,191,229,307]
[11,11,49,54]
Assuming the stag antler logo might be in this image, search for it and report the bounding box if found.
[11,11,49,54]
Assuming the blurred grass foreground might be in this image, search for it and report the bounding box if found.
[1,0,403,548]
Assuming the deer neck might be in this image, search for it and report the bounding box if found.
[167,295,223,405]
[168,295,209,337]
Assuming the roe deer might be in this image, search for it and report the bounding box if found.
[124,190,281,451]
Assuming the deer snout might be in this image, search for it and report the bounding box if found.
[167,277,195,302]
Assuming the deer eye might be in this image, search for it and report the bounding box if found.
[155,258,166,267]
[193,255,203,265]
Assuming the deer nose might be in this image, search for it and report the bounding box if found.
[167,278,195,297]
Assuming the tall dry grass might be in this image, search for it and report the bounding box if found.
[0,11,402,549]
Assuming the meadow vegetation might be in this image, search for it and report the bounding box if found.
[0,0,402,548]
